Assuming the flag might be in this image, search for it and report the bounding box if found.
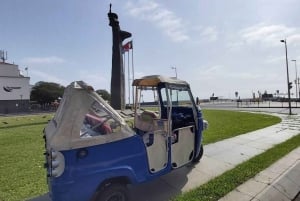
[122,41,133,52]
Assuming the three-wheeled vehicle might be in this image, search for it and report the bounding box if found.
[44,75,208,201]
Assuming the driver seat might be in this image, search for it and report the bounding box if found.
[135,110,158,132]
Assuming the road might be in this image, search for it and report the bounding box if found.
[200,100,300,114]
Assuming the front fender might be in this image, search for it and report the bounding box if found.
[50,166,139,201]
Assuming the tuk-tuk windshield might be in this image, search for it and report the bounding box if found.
[161,86,194,107]
[80,101,122,137]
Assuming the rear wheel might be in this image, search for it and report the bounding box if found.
[95,183,129,201]
[192,144,203,163]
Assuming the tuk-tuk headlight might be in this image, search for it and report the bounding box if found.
[50,151,65,177]
[203,120,208,130]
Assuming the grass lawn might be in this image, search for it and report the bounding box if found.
[173,133,300,201]
[202,110,281,144]
[0,111,280,201]
[0,114,53,201]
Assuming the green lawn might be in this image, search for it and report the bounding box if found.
[0,114,53,201]
[0,111,281,201]
[202,110,281,144]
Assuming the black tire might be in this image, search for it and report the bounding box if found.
[96,183,129,201]
[192,144,203,163]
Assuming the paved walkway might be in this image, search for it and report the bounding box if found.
[220,147,300,201]
[28,113,300,201]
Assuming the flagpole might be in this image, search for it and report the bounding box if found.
[131,40,135,108]
[122,40,134,108]
[127,50,130,106]
[122,52,125,74]
[122,51,126,103]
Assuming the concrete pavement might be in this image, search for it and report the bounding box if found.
[27,113,300,201]
[219,147,300,201]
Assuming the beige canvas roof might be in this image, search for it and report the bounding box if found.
[132,75,189,87]
[44,81,134,151]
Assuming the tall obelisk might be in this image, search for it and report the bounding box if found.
[108,4,131,110]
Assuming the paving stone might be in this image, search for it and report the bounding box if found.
[238,132,265,141]
[236,179,268,197]
[254,169,281,185]
[194,156,234,177]
[245,140,274,150]
[218,189,254,201]
[211,149,251,166]
[285,151,300,161]
[293,148,300,155]
[204,141,239,157]
[255,186,290,201]
[275,156,299,169]
[233,144,265,157]
[293,160,300,171]
[224,137,251,145]
[273,176,300,200]
[130,178,179,201]
[267,160,293,175]
[271,132,299,141]
[160,165,213,192]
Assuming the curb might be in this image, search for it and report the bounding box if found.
[255,159,300,201]
[219,147,300,201]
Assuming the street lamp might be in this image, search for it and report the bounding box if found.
[291,59,298,100]
[171,66,177,78]
[280,39,292,115]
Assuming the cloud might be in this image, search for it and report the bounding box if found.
[239,23,300,46]
[289,34,300,44]
[30,70,69,86]
[78,70,108,86]
[203,65,224,74]
[22,56,66,65]
[126,1,189,42]
[264,55,285,64]
[30,69,110,89]
[197,64,266,81]
[199,26,218,42]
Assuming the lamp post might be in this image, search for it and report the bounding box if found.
[171,66,177,78]
[291,59,298,100]
[280,39,292,115]
[20,94,23,112]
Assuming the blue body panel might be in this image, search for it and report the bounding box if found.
[195,110,204,156]
[49,134,173,201]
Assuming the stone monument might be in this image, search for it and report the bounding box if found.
[108,4,132,110]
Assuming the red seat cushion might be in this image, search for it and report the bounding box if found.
[85,114,112,134]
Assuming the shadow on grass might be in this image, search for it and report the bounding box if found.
[0,121,49,130]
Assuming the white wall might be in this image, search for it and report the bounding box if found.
[0,63,20,77]
[0,62,30,101]
[0,77,30,100]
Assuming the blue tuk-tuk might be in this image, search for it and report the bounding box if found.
[44,76,208,201]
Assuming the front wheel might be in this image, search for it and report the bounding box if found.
[95,183,129,201]
[192,144,203,163]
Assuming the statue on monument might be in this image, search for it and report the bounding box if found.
[108,4,132,110]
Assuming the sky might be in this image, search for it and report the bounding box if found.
[1,0,300,100]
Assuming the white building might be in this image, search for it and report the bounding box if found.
[0,61,30,113]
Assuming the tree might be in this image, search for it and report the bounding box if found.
[30,81,65,105]
[96,89,111,102]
